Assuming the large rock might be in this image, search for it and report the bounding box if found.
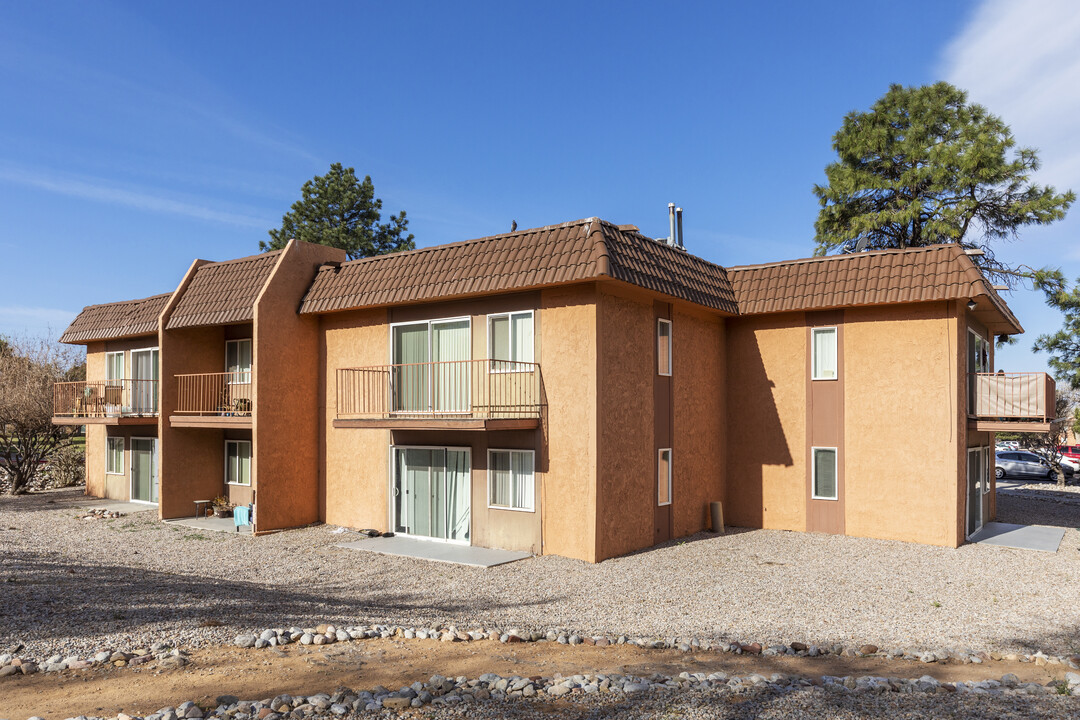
[234,634,257,648]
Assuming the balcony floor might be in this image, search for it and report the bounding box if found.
[968,418,1051,433]
[333,417,539,431]
[53,415,158,426]
[169,415,252,429]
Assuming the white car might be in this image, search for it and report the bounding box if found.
[1058,455,1079,475]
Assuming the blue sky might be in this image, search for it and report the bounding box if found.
[1,0,1077,375]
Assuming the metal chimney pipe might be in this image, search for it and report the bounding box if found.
[668,203,676,246]
[676,207,683,248]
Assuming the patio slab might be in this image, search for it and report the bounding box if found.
[337,535,531,567]
[970,522,1065,552]
[164,516,252,534]
[80,499,156,515]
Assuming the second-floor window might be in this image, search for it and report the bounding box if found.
[657,319,672,376]
[226,339,252,384]
[106,351,124,384]
[812,327,837,380]
[488,311,533,372]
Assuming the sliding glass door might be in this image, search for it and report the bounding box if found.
[130,348,158,414]
[392,447,470,543]
[391,319,470,414]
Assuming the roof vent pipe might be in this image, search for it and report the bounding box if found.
[668,203,677,246]
[676,207,684,248]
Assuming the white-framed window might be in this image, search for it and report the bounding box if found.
[106,437,124,475]
[657,319,672,376]
[225,440,252,486]
[488,311,534,372]
[226,339,252,383]
[657,448,672,506]
[488,449,535,512]
[105,351,125,382]
[812,447,838,500]
[811,327,837,380]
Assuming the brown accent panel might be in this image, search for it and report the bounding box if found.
[805,310,844,535]
[653,301,673,544]
[169,416,252,429]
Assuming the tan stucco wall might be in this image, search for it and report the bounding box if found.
[672,307,726,538]
[724,314,805,531]
[538,284,598,561]
[253,240,346,532]
[595,288,655,560]
[321,308,391,530]
[844,302,959,546]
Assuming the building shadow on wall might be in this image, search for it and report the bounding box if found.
[726,324,795,528]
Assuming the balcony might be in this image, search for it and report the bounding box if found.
[968,372,1056,432]
[335,359,544,430]
[170,371,253,428]
[52,380,158,425]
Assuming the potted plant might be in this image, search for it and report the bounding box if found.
[211,496,233,518]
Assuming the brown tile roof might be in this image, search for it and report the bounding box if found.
[299,218,739,315]
[165,251,283,330]
[727,244,1022,333]
[60,293,172,344]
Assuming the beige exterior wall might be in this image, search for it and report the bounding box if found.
[81,337,159,502]
[321,307,391,531]
[724,313,806,531]
[538,284,598,561]
[843,302,959,546]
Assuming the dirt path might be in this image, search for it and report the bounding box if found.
[1,638,1067,719]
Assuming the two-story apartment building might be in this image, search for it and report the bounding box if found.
[56,217,1054,561]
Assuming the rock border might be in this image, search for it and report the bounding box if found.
[10,666,1080,720]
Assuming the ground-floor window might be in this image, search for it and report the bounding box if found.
[488,449,535,511]
[812,447,838,500]
[226,440,251,486]
[106,437,124,475]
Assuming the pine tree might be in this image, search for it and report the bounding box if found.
[813,82,1073,285]
[262,164,414,260]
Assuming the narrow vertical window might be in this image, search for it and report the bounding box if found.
[105,351,124,382]
[106,437,124,475]
[657,319,672,376]
[488,311,534,371]
[658,448,672,506]
[226,339,252,384]
[812,327,837,380]
[812,447,838,500]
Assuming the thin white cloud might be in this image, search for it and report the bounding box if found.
[0,165,270,228]
[0,306,77,337]
[941,0,1080,189]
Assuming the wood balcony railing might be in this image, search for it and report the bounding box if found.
[53,379,158,418]
[337,359,543,421]
[968,372,1056,422]
[175,371,253,416]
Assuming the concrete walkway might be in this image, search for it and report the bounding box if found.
[337,535,531,567]
[81,499,157,514]
[970,522,1065,552]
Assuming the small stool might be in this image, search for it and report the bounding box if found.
[193,499,212,519]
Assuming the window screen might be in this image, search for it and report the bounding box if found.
[813,448,837,499]
[812,328,837,380]
[657,319,672,376]
[658,448,672,505]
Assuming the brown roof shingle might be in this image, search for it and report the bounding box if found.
[165,251,282,330]
[299,218,738,315]
[60,293,172,344]
[727,244,1022,333]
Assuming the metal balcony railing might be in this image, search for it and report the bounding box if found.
[175,371,253,416]
[968,372,1055,422]
[53,379,158,417]
[337,359,543,420]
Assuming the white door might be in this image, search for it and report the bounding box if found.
[392,447,470,543]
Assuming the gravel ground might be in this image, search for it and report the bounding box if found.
[2,489,1079,660]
